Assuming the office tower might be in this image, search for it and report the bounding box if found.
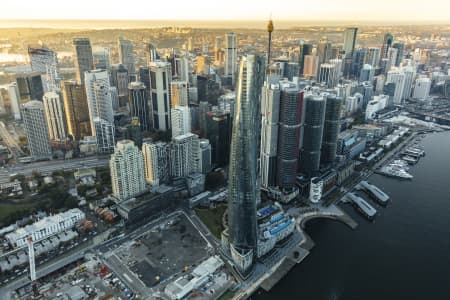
[197,55,210,75]
[110,64,129,107]
[303,55,319,77]
[298,94,326,177]
[128,81,150,132]
[392,43,404,66]
[171,106,191,138]
[42,92,66,141]
[319,63,338,88]
[343,28,358,57]
[149,61,172,131]
[73,38,94,84]
[386,69,406,105]
[227,54,264,274]
[139,67,150,93]
[381,33,394,60]
[85,70,115,153]
[110,140,146,201]
[359,64,374,82]
[206,110,232,167]
[15,72,44,102]
[214,36,223,64]
[321,94,342,165]
[365,47,381,67]
[118,36,135,74]
[317,39,332,64]
[125,117,143,148]
[351,48,366,78]
[170,133,200,178]
[298,42,313,76]
[199,139,212,174]
[28,47,59,91]
[8,83,21,120]
[62,80,91,140]
[387,47,398,70]
[109,86,119,111]
[224,33,238,86]
[413,77,431,100]
[174,56,190,82]
[142,141,169,186]
[145,42,158,65]
[266,19,274,67]
[93,47,111,70]
[170,81,189,107]
[22,100,52,160]
[402,66,416,100]
[284,63,300,81]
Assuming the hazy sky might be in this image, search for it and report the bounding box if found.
[1,0,449,22]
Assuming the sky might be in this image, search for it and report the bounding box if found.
[1,0,449,23]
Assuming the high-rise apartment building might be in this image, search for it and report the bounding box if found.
[171,106,191,138]
[227,54,264,275]
[224,33,238,86]
[73,38,94,84]
[142,141,169,186]
[110,64,129,107]
[303,55,319,77]
[170,81,189,107]
[386,69,406,105]
[42,92,66,141]
[110,140,146,201]
[170,133,200,178]
[128,81,150,132]
[28,47,60,91]
[8,83,21,120]
[22,100,52,160]
[16,72,44,102]
[381,33,394,61]
[298,42,313,76]
[62,80,91,140]
[320,94,342,165]
[93,47,111,70]
[118,36,135,74]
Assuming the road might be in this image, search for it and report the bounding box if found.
[0,156,110,183]
[0,121,24,158]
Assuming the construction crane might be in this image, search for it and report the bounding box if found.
[27,236,38,295]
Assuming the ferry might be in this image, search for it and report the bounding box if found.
[347,192,377,220]
[359,181,390,206]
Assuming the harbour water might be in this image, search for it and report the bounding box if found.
[253,131,450,300]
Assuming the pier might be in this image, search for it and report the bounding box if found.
[357,181,390,205]
[346,192,377,220]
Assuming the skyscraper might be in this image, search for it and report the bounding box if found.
[142,141,169,186]
[171,106,191,138]
[318,63,338,88]
[73,38,94,84]
[110,64,129,107]
[15,72,44,102]
[303,55,319,77]
[22,100,52,160]
[62,80,91,140]
[298,42,313,76]
[386,69,406,105]
[206,110,232,167]
[392,43,404,66]
[28,47,60,91]
[110,140,146,201]
[321,94,342,165]
[317,39,333,64]
[365,47,381,67]
[8,83,21,120]
[84,70,115,153]
[413,77,431,100]
[128,81,150,132]
[170,133,200,178]
[118,36,135,75]
[145,42,158,65]
[93,47,111,70]
[343,28,358,57]
[298,94,326,177]
[227,54,265,274]
[224,33,238,86]
[170,81,189,107]
[149,61,172,131]
[43,92,66,141]
[381,33,394,61]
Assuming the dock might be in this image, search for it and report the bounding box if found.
[357,181,390,205]
[346,192,377,220]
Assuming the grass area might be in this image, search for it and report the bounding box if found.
[195,204,227,239]
[217,289,235,300]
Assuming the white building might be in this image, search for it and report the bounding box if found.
[22,100,52,160]
[5,209,85,247]
[8,83,21,120]
[110,140,146,201]
[28,47,60,92]
[224,33,237,85]
[319,63,338,88]
[401,66,416,100]
[309,177,323,203]
[303,55,319,77]
[365,95,389,120]
[93,47,111,70]
[171,106,191,138]
[365,47,381,67]
[413,77,431,100]
[142,141,169,186]
[149,61,172,131]
[43,92,66,141]
[170,133,200,178]
[84,70,115,153]
[386,69,406,105]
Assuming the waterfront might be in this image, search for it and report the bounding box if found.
[253,131,450,300]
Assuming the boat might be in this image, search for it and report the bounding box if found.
[359,181,390,206]
[379,165,413,180]
[402,155,418,165]
[347,192,377,220]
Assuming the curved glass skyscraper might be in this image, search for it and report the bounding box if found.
[227,54,264,274]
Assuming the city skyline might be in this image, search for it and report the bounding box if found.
[1,0,450,24]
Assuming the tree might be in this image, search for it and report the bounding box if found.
[205,171,226,190]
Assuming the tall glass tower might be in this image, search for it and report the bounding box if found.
[227,54,264,275]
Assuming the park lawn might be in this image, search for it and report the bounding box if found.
[195,204,227,239]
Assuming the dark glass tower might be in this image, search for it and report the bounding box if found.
[381,33,394,61]
[128,81,150,132]
[321,94,342,165]
[298,94,326,177]
[228,54,264,274]
[73,38,94,84]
